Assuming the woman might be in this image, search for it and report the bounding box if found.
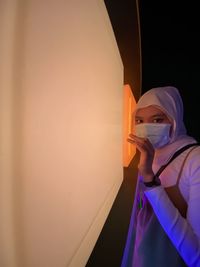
[121,86,200,267]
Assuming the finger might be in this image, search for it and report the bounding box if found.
[129,134,149,144]
[133,138,154,155]
[127,138,135,144]
[129,136,149,148]
[129,134,154,149]
[129,133,139,139]
[127,136,146,147]
[127,137,147,153]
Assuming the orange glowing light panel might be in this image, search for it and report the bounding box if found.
[123,84,136,167]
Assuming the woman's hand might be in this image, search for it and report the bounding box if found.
[127,134,155,182]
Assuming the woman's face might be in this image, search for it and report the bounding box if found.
[135,105,172,125]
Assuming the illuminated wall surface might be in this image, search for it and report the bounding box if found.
[0,1,123,266]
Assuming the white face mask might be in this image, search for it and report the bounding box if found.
[135,123,171,149]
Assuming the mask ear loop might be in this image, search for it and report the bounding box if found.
[168,117,174,139]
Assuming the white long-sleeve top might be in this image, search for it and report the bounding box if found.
[145,146,200,267]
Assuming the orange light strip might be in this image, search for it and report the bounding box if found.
[123,84,136,167]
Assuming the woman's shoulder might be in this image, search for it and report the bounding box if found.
[184,144,200,180]
[187,144,200,158]
[171,143,200,165]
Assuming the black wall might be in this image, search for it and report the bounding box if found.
[140,1,200,141]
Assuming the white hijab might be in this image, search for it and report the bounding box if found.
[133,86,197,169]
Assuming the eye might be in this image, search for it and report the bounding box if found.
[152,118,164,123]
[135,119,143,124]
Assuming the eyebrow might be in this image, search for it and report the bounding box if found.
[151,113,165,118]
[135,113,165,119]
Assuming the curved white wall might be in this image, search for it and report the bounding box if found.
[0,1,123,266]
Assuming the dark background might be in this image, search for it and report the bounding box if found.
[139,1,200,141]
[86,1,200,266]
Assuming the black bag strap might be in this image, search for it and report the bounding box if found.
[156,143,200,177]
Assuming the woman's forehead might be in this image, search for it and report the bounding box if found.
[135,105,166,117]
